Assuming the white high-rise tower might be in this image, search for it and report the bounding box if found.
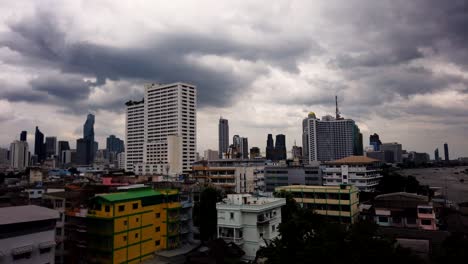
[125,82,197,175]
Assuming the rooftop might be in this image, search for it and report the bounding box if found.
[0,205,59,225]
[276,184,358,192]
[93,188,177,203]
[326,155,380,165]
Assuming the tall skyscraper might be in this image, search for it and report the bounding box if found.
[240,137,249,159]
[302,112,356,163]
[76,138,93,165]
[275,134,287,161]
[106,135,125,154]
[353,125,363,155]
[291,143,302,160]
[218,118,229,159]
[434,148,439,162]
[125,82,197,175]
[45,136,57,157]
[58,141,70,165]
[266,134,274,160]
[369,133,382,151]
[10,140,29,170]
[20,131,27,142]
[444,143,449,162]
[84,114,95,141]
[34,126,46,163]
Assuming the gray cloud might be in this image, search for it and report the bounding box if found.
[0,9,320,111]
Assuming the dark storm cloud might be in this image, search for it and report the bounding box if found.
[0,10,320,111]
[30,75,91,100]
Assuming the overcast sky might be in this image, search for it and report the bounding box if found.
[1,0,468,158]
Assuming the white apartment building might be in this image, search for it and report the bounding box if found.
[323,156,383,192]
[117,152,126,169]
[216,194,285,260]
[125,82,197,176]
[0,205,59,264]
[302,113,358,163]
[9,140,29,170]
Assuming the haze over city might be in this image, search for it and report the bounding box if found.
[1,0,468,158]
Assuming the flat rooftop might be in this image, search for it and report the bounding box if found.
[0,205,59,225]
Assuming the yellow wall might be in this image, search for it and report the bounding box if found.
[89,191,181,264]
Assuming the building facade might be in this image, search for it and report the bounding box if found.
[323,156,383,192]
[371,192,437,230]
[216,194,285,260]
[218,118,229,159]
[0,205,59,264]
[78,187,187,263]
[302,112,359,163]
[10,140,29,170]
[125,83,197,175]
[380,142,403,163]
[106,135,125,154]
[34,126,46,163]
[276,185,360,223]
[264,164,322,192]
[203,149,219,161]
[444,143,449,162]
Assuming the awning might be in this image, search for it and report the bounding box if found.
[12,245,33,255]
[39,241,56,249]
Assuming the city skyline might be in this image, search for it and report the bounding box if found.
[1,1,468,158]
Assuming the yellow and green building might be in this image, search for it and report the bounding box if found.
[85,187,182,264]
[275,184,360,223]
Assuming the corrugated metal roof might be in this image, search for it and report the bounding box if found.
[0,205,59,225]
[93,188,178,203]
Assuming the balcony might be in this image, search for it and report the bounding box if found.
[257,215,276,225]
[219,236,244,245]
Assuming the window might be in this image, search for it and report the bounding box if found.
[56,228,62,236]
[378,216,388,223]
[135,233,139,238]
[421,219,432,226]
[13,252,31,260]
[124,220,128,226]
[156,213,160,218]
[407,218,417,224]
[230,212,234,220]
[272,225,275,232]
[105,205,110,212]
[155,226,160,232]
[133,203,138,209]
[39,247,52,254]
[123,236,127,241]
[155,240,160,246]
[118,205,125,212]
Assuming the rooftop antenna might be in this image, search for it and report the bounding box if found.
[335,95,342,120]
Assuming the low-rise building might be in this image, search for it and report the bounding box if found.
[42,192,69,264]
[65,186,194,263]
[216,194,286,261]
[371,192,437,230]
[192,160,266,193]
[264,164,322,192]
[0,205,59,264]
[323,156,383,192]
[275,184,360,223]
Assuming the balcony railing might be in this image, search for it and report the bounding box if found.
[219,236,244,245]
